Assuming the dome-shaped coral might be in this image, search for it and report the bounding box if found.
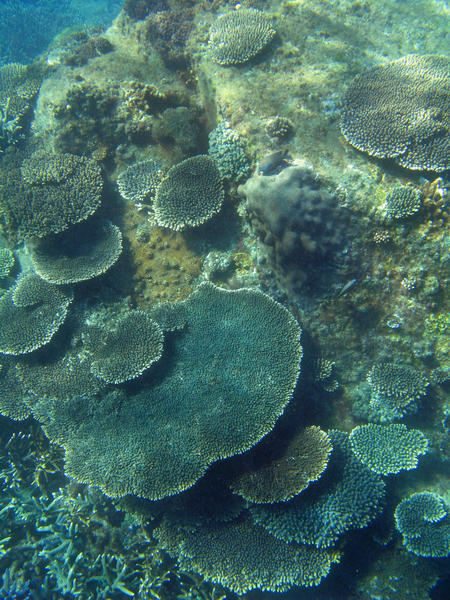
[208,8,276,66]
[154,155,224,231]
[27,219,122,284]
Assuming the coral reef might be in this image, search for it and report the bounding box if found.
[340,54,449,171]
[155,515,336,594]
[239,160,351,293]
[0,273,72,355]
[349,423,429,475]
[367,361,429,421]
[117,158,163,204]
[29,283,302,500]
[251,430,385,548]
[27,219,123,284]
[208,8,276,66]
[0,151,103,242]
[208,120,250,181]
[385,186,422,220]
[229,426,332,504]
[395,492,450,558]
[85,310,164,384]
[0,357,29,420]
[0,247,14,278]
[154,155,224,230]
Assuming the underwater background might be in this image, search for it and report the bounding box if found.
[0,0,449,598]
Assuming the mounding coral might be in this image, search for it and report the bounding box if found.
[385,186,422,220]
[208,8,276,66]
[85,310,164,384]
[29,282,302,500]
[154,515,336,594]
[349,423,428,475]
[251,430,385,548]
[0,151,103,242]
[340,54,449,171]
[0,273,72,355]
[230,426,332,504]
[395,492,450,558]
[208,120,250,181]
[154,155,224,231]
[27,219,122,284]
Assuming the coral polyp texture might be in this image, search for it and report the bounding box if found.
[208,120,250,181]
[395,492,450,558]
[0,357,29,420]
[251,430,385,549]
[85,310,164,384]
[239,160,350,292]
[0,273,72,355]
[367,361,429,421]
[208,8,276,66]
[30,282,302,499]
[117,159,163,204]
[154,155,224,231]
[0,151,103,242]
[349,423,429,475]
[385,186,422,220]
[155,516,336,594]
[230,426,332,504]
[0,248,14,278]
[27,219,122,284]
[340,54,450,171]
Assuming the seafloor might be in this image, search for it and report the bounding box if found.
[0,0,449,599]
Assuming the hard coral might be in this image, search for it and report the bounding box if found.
[340,54,449,171]
[154,155,224,231]
[209,8,276,66]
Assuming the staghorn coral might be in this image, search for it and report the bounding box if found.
[27,219,122,284]
[251,430,385,549]
[0,151,102,242]
[230,426,332,504]
[367,361,429,421]
[154,515,336,594]
[208,120,250,181]
[85,310,164,384]
[0,273,72,356]
[30,282,302,500]
[154,155,224,231]
[385,186,422,220]
[340,54,449,171]
[208,8,276,66]
[117,159,163,205]
[395,492,450,558]
[349,423,428,475]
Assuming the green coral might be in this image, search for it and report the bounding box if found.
[395,492,450,558]
[85,310,164,384]
[208,121,250,181]
[0,273,72,355]
[251,430,385,548]
[29,282,302,500]
[27,219,122,284]
[155,516,336,594]
[0,247,14,278]
[349,423,428,475]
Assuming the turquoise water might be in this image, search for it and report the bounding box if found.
[0,1,448,598]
